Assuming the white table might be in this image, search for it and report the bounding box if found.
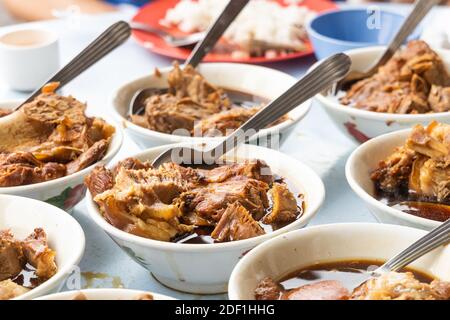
[0,3,445,300]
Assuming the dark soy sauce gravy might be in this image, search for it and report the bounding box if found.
[377,196,450,222]
[174,175,305,245]
[281,260,435,292]
[11,263,45,289]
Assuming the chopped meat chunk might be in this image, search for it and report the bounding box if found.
[210,203,264,242]
[372,122,450,204]
[263,183,298,225]
[0,279,29,300]
[21,228,57,279]
[351,272,450,300]
[84,166,114,197]
[282,280,350,300]
[254,277,282,300]
[0,230,25,281]
[342,41,450,114]
[0,88,115,187]
[134,293,154,300]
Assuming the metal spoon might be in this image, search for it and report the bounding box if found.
[13,21,131,111]
[128,0,250,117]
[151,53,351,168]
[131,22,205,47]
[353,219,450,291]
[334,0,440,93]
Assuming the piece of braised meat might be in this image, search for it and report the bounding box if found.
[21,228,57,279]
[341,40,450,114]
[85,166,114,197]
[254,277,283,300]
[282,281,350,300]
[263,183,298,225]
[0,230,25,281]
[210,202,264,242]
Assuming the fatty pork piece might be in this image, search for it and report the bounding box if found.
[254,277,283,300]
[193,107,260,137]
[262,183,298,225]
[21,228,57,279]
[351,271,450,300]
[406,122,450,201]
[210,202,264,242]
[167,62,231,110]
[179,178,270,222]
[341,40,450,114]
[0,279,29,300]
[0,152,66,187]
[283,281,350,300]
[0,230,25,281]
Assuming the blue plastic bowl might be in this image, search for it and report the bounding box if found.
[306,8,422,60]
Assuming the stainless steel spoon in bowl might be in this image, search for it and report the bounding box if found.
[334,0,441,93]
[151,53,352,168]
[351,219,450,292]
[13,21,131,111]
[128,0,250,117]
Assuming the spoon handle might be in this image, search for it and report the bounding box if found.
[209,53,351,161]
[373,0,439,69]
[15,21,131,110]
[376,219,450,274]
[186,0,250,68]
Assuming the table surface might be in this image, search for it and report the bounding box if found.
[0,3,447,300]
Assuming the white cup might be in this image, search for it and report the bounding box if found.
[0,29,60,92]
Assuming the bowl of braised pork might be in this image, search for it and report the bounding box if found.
[112,62,310,149]
[36,288,175,300]
[0,194,85,300]
[85,143,325,294]
[313,40,450,143]
[229,223,450,300]
[0,85,123,211]
[346,121,449,230]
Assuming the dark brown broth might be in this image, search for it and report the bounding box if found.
[280,260,435,292]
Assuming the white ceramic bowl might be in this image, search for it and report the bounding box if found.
[86,143,325,294]
[229,223,450,300]
[36,288,176,300]
[111,63,311,149]
[346,128,443,230]
[0,100,123,211]
[313,46,450,143]
[0,194,85,300]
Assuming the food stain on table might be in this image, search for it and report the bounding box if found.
[81,272,124,289]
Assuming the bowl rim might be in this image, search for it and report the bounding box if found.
[110,62,311,143]
[0,194,86,300]
[35,288,176,300]
[345,128,441,229]
[314,46,450,121]
[0,100,124,193]
[228,222,430,300]
[306,7,412,47]
[86,143,325,252]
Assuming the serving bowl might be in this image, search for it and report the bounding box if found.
[36,288,176,300]
[0,100,123,211]
[0,194,85,300]
[86,143,325,294]
[111,63,311,149]
[346,128,443,230]
[313,46,450,144]
[306,8,422,60]
[228,223,450,300]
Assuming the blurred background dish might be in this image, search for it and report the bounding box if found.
[306,8,422,60]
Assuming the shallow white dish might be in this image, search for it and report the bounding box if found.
[86,143,325,294]
[111,63,311,149]
[36,288,176,300]
[0,194,85,300]
[0,100,123,211]
[228,223,450,300]
[313,46,450,143]
[346,128,442,230]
